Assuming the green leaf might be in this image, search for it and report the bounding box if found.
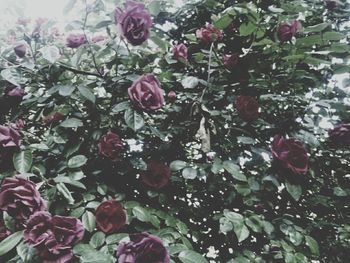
[57,183,75,204]
[304,22,330,33]
[224,211,244,223]
[73,243,114,263]
[178,250,209,263]
[54,175,86,189]
[82,211,96,232]
[89,231,105,248]
[1,68,21,86]
[234,222,250,242]
[17,240,36,262]
[13,150,33,173]
[222,161,247,182]
[68,155,87,168]
[213,14,233,29]
[124,108,144,131]
[305,236,319,255]
[285,181,302,201]
[182,76,199,89]
[112,101,131,113]
[60,118,83,128]
[323,31,345,41]
[220,217,233,234]
[0,230,24,256]
[239,22,256,36]
[170,160,188,171]
[148,0,161,16]
[105,233,128,244]
[40,46,60,63]
[182,167,198,179]
[58,85,76,96]
[78,86,96,103]
[132,206,151,222]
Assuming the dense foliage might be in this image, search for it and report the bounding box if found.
[0,0,349,262]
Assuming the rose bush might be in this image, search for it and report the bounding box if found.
[0,0,349,262]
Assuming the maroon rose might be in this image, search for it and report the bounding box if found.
[97,132,123,161]
[173,43,188,61]
[0,175,47,222]
[95,200,126,234]
[0,125,22,148]
[115,1,152,46]
[11,119,25,130]
[92,35,107,43]
[277,20,301,43]
[14,43,27,58]
[235,96,259,121]
[140,160,171,190]
[196,24,223,43]
[271,135,309,175]
[128,74,164,111]
[117,233,170,263]
[42,112,64,125]
[24,211,84,263]
[66,33,87,48]
[328,123,350,145]
[325,0,337,10]
[167,90,176,102]
[223,53,239,69]
[5,86,25,98]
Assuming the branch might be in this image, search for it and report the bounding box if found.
[58,63,104,78]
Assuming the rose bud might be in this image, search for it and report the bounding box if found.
[92,35,107,43]
[0,175,47,222]
[167,90,176,102]
[42,112,64,125]
[97,132,123,161]
[0,125,22,148]
[172,43,188,61]
[235,95,259,121]
[140,160,171,190]
[24,211,84,263]
[14,43,27,58]
[328,123,350,145]
[115,1,152,46]
[196,24,223,43]
[95,200,127,234]
[5,86,25,98]
[66,33,87,48]
[117,233,170,263]
[128,74,165,111]
[223,53,239,69]
[277,20,301,43]
[271,135,309,175]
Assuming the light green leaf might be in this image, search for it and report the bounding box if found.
[60,118,83,128]
[59,85,75,96]
[68,155,87,168]
[179,250,209,263]
[222,161,247,182]
[182,167,198,179]
[132,206,151,222]
[82,211,96,232]
[305,236,319,255]
[285,181,302,201]
[0,230,24,256]
[112,101,131,113]
[1,68,21,86]
[234,222,250,242]
[57,183,75,204]
[124,108,144,131]
[13,150,33,173]
[170,160,188,171]
[78,86,96,103]
[182,76,199,89]
[90,231,105,248]
[40,46,60,63]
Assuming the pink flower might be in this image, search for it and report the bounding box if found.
[0,125,22,148]
[196,24,223,43]
[66,33,87,48]
[173,43,188,61]
[128,74,164,111]
[92,35,107,43]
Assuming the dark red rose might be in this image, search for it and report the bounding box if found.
[0,175,47,222]
[173,43,188,61]
[328,123,350,145]
[0,125,22,148]
[223,53,239,69]
[24,211,84,263]
[235,96,259,121]
[92,35,107,43]
[117,233,170,263]
[42,112,64,125]
[95,200,126,234]
[167,90,176,102]
[128,74,164,111]
[97,132,123,161]
[277,20,301,43]
[115,1,152,46]
[66,33,87,48]
[325,0,337,10]
[140,160,171,190]
[196,24,223,43]
[271,135,309,175]
[14,43,27,58]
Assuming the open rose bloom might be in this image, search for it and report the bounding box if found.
[115,1,152,45]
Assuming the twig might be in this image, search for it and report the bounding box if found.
[199,42,214,102]
[57,63,104,78]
